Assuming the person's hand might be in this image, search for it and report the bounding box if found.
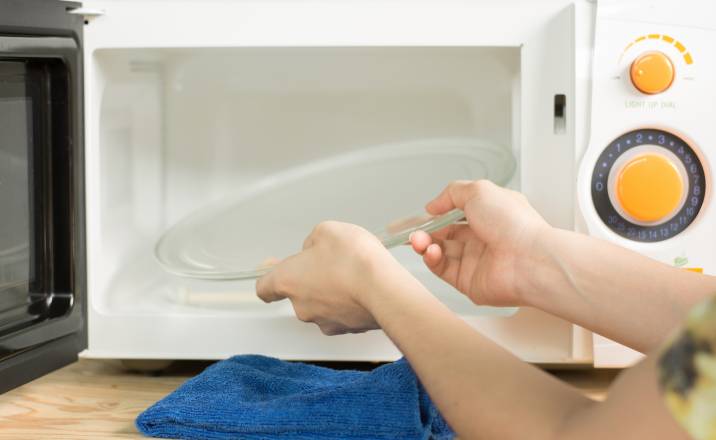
[410,180,550,307]
[256,221,410,335]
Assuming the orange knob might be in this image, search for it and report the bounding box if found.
[630,51,675,94]
[616,153,683,223]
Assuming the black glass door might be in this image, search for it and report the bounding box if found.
[0,62,38,334]
[0,58,76,335]
[0,0,85,394]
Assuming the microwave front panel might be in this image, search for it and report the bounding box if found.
[577,0,716,367]
[579,3,716,271]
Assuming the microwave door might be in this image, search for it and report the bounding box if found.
[0,0,86,394]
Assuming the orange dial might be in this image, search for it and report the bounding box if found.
[616,153,683,223]
[630,51,675,94]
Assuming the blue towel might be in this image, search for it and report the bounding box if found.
[136,355,454,440]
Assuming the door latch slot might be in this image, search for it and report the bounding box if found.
[554,94,566,134]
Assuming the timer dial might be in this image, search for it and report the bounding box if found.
[591,129,705,242]
[616,153,684,223]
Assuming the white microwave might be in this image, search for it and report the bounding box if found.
[1,0,714,391]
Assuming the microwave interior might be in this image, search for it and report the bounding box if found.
[94,46,521,319]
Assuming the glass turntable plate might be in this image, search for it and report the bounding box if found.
[155,138,514,280]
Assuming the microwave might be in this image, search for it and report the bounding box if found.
[1,0,714,393]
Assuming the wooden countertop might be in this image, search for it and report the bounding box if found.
[0,359,617,439]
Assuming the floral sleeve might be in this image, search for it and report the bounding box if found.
[659,295,716,440]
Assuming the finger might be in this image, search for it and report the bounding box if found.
[258,256,281,269]
[255,271,286,303]
[311,318,340,336]
[427,238,466,260]
[292,304,313,323]
[302,234,313,250]
[425,180,472,214]
[423,244,461,286]
[410,230,433,255]
[422,241,467,288]
[411,228,468,260]
[426,180,494,215]
[320,325,341,336]
[304,221,330,250]
[423,243,444,268]
[255,253,304,303]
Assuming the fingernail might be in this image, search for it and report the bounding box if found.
[408,231,416,241]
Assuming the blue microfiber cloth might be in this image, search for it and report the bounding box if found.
[136,355,454,440]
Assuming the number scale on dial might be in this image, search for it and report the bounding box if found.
[591,129,705,242]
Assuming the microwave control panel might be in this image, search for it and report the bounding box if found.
[578,3,715,271]
[578,1,716,367]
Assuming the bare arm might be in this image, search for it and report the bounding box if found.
[520,226,716,353]
[366,274,689,440]
[410,180,716,353]
[256,179,707,439]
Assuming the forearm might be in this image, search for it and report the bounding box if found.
[365,271,592,440]
[521,227,716,352]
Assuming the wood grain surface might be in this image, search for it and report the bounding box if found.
[0,359,617,439]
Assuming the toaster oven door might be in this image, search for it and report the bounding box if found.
[0,0,86,394]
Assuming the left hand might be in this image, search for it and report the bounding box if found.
[255,221,406,335]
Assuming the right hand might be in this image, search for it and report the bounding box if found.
[410,180,550,307]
